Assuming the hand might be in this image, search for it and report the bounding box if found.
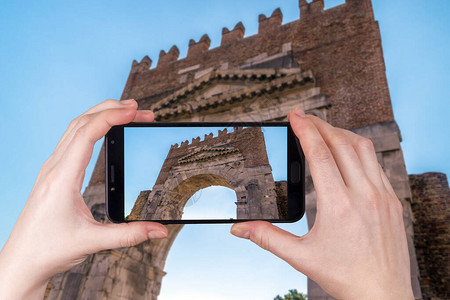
[231,109,414,299]
[0,100,168,300]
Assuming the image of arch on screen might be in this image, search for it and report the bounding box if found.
[124,126,287,221]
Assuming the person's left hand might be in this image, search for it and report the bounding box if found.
[0,99,168,300]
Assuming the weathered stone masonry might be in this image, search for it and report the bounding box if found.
[409,173,450,299]
[45,1,449,299]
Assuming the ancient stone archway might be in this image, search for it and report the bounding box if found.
[129,127,280,221]
[159,174,236,219]
[46,54,330,300]
[46,1,427,297]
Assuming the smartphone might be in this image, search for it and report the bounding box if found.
[105,122,305,224]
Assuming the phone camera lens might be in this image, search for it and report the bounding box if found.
[111,140,115,145]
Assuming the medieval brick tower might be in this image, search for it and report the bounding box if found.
[45,0,449,299]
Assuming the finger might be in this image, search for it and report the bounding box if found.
[308,115,370,190]
[379,164,398,200]
[288,109,347,201]
[62,109,152,155]
[84,99,136,115]
[133,110,154,122]
[60,107,138,177]
[379,164,405,233]
[88,221,168,252]
[55,100,137,153]
[341,130,385,191]
[231,221,309,272]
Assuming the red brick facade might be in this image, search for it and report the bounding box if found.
[154,127,269,185]
[121,0,393,130]
[409,173,450,299]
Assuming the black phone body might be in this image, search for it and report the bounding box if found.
[106,122,305,224]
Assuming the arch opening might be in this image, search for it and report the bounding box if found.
[165,173,238,220]
[183,186,237,219]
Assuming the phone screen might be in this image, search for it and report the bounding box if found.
[123,125,291,221]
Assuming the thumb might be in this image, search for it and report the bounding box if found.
[88,221,168,252]
[231,221,307,269]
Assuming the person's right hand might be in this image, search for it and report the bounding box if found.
[231,109,414,299]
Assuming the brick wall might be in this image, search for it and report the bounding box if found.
[122,0,393,130]
[409,173,450,299]
[155,127,269,185]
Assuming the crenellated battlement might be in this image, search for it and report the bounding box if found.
[170,128,230,150]
[258,8,283,34]
[299,0,324,16]
[157,45,180,68]
[169,127,261,150]
[157,126,268,185]
[123,0,387,130]
[131,56,152,73]
[221,22,245,45]
[187,34,211,58]
[128,0,373,75]
[218,128,228,136]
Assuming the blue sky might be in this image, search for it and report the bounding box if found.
[0,0,449,298]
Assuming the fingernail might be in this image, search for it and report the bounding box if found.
[295,108,306,118]
[230,224,250,239]
[148,230,167,239]
[121,99,135,105]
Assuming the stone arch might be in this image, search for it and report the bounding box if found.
[155,174,236,220]
[132,127,280,221]
[182,182,237,218]
[161,173,235,219]
[106,126,283,299]
[46,54,335,300]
